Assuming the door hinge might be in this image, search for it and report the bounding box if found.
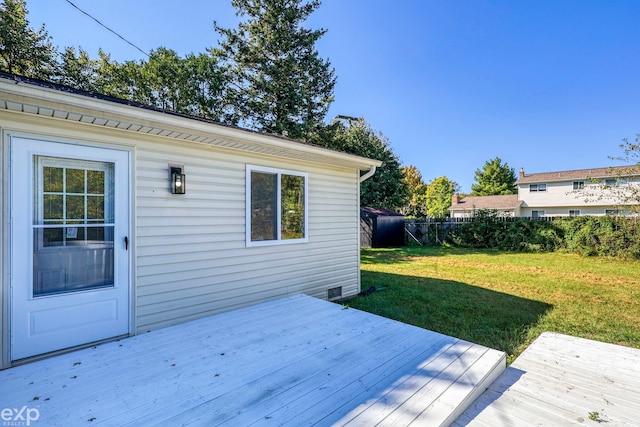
[124,236,129,250]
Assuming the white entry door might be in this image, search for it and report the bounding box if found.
[11,137,130,361]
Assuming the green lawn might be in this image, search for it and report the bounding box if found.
[348,246,640,363]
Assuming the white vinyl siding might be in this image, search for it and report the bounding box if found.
[2,114,363,338]
[134,147,359,332]
[518,178,640,210]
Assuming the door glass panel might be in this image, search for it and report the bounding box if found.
[43,194,63,220]
[43,167,63,192]
[66,168,85,193]
[33,156,115,297]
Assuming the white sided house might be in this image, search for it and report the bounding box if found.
[451,166,640,219]
[0,74,381,368]
[517,166,640,217]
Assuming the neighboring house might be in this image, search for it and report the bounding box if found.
[450,194,521,218]
[450,166,639,219]
[0,73,381,368]
[517,166,639,217]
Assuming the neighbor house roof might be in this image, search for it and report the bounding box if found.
[517,166,639,184]
[0,72,382,171]
[450,194,521,211]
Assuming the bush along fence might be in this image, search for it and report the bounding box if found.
[406,210,640,259]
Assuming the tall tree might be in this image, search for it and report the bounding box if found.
[83,48,226,121]
[315,118,408,210]
[213,0,335,140]
[0,0,58,79]
[471,157,517,196]
[58,46,99,92]
[426,176,458,218]
[401,165,428,217]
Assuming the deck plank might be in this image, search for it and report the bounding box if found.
[1,294,505,426]
[456,332,640,426]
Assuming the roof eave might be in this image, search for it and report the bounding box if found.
[0,77,382,171]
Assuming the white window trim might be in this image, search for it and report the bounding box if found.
[246,164,309,247]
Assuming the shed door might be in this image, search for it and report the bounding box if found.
[10,137,130,361]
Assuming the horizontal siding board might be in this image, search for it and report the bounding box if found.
[136,252,358,288]
[131,134,361,331]
[137,268,358,315]
[136,266,358,307]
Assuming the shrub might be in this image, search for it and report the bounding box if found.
[451,210,564,252]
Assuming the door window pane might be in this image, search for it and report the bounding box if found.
[87,170,105,194]
[43,167,63,192]
[87,196,105,221]
[66,168,85,193]
[42,228,64,247]
[66,195,85,220]
[33,156,115,297]
[43,194,63,220]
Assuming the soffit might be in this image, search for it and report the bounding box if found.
[0,79,381,171]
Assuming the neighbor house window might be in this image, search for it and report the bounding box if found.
[605,178,625,187]
[530,184,546,192]
[605,209,620,215]
[531,210,545,219]
[246,165,308,246]
[569,210,580,217]
[573,181,584,190]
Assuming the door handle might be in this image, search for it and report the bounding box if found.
[124,236,129,250]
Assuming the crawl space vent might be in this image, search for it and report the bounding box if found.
[328,286,342,301]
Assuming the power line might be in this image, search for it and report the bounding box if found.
[64,0,149,57]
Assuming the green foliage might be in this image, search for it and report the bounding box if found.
[450,211,640,258]
[314,119,408,210]
[471,157,517,196]
[400,166,428,217]
[213,0,335,140]
[557,216,640,258]
[451,210,563,251]
[0,0,58,79]
[425,176,457,218]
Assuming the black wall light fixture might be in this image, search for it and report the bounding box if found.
[169,164,186,194]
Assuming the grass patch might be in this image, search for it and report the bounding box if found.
[350,246,640,363]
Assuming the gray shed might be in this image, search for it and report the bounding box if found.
[360,207,405,248]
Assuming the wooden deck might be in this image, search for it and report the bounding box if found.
[455,332,640,426]
[1,294,505,426]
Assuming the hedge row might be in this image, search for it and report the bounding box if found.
[449,210,640,259]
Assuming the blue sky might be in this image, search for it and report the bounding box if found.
[26,0,640,192]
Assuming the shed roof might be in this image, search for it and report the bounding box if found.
[450,194,521,211]
[517,165,638,184]
[361,207,405,217]
[0,72,381,171]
